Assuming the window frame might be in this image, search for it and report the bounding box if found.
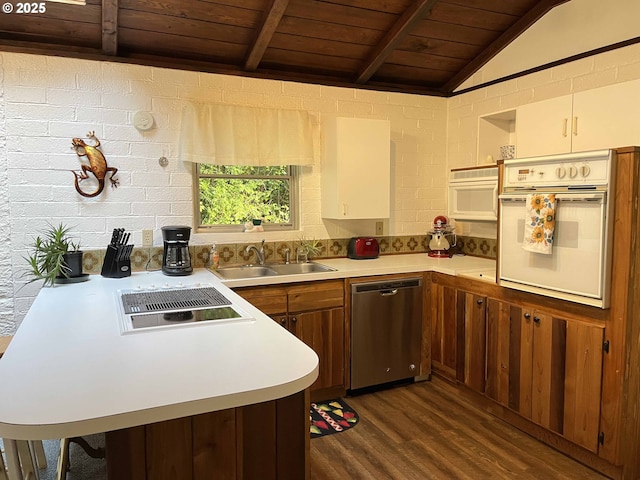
[193,163,299,232]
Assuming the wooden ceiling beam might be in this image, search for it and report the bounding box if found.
[245,0,289,71]
[102,0,118,55]
[356,0,439,84]
[441,0,570,93]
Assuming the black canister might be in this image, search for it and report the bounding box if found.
[161,225,193,276]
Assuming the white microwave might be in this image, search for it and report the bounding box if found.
[448,166,499,221]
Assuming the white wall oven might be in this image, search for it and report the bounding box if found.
[498,150,615,308]
[448,165,499,221]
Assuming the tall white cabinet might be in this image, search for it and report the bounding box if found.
[516,79,640,157]
[321,117,391,219]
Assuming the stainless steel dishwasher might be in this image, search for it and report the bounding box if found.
[350,277,423,390]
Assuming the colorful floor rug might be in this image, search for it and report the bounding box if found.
[310,398,359,438]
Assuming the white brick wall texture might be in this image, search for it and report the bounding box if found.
[3,42,640,331]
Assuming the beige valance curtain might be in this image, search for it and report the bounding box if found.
[180,102,316,166]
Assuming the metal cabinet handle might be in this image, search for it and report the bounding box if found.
[533,316,541,323]
[291,317,297,324]
[279,318,287,327]
[562,118,568,137]
[476,298,484,305]
[524,312,531,320]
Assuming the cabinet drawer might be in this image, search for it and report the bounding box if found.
[288,280,344,312]
[235,286,287,315]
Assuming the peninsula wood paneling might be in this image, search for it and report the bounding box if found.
[104,390,309,480]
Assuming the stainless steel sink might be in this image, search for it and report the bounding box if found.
[212,265,279,280]
[269,262,336,275]
[213,262,335,280]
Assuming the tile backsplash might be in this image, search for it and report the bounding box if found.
[81,235,497,274]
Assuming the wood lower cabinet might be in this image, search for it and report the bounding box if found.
[430,281,486,393]
[486,300,604,453]
[430,282,457,381]
[458,291,487,394]
[293,308,344,394]
[235,280,345,402]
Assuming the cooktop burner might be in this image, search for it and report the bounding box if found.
[116,284,253,334]
[120,286,231,314]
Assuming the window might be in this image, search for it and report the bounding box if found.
[196,164,297,230]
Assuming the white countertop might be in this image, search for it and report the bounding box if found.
[0,253,495,441]
[0,270,319,440]
[217,253,496,288]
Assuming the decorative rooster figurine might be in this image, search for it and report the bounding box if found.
[71,131,119,198]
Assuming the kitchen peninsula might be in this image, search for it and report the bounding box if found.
[0,269,319,480]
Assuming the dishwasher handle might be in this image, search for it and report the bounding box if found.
[352,278,422,294]
[379,289,398,296]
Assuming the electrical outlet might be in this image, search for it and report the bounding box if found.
[142,229,153,247]
[375,221,384,235]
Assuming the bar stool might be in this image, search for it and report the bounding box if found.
[0,336,47,480]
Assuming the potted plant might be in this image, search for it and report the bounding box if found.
[297,237,322,262]
[24,223,83,287]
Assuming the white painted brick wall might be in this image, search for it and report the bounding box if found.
[0,52,447,330]
[6,43,638,331]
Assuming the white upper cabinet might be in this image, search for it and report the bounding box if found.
[321,117,391,219]
[516,95,573,157]
[516,79,640,157]
[572,80,640,152]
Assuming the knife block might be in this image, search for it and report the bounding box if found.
[101,245,131,278]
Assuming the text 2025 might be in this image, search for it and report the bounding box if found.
[16,2,46,13]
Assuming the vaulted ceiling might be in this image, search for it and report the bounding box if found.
[0,0,572,96]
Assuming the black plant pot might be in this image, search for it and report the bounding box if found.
[59,251,84,279]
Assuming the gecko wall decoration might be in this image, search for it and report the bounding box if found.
[70,131,119,198]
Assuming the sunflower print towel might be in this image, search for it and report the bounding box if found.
[523,194,556,254]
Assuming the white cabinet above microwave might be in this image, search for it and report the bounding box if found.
[448,165,498,221]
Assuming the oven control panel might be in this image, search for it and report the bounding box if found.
[502,150,613,189]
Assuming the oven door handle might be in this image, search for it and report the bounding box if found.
[499,193,605,203]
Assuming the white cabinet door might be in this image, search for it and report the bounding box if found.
[321,117,390,219]
[516,95,573,157]
[572,79,640,152]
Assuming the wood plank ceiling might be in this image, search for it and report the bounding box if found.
[0,0,570,96]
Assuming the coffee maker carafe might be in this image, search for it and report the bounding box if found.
[162,226,193,276]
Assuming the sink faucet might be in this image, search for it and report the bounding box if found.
[245,240,266,265]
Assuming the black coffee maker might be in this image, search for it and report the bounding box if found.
[161,226,193,276]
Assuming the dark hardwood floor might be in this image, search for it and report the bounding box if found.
[310,376,608,479]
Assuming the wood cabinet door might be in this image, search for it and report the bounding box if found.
[459,291,487,393]
[563,321,604,453]
[293,308,345,394]
[486,299,516,408]
[516,95,573,157]
[529,310,566,434]
[430,283,458,380]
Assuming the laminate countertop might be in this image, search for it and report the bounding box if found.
[0,253,495,441]
[215,253,496,288]
[0,269,319,440]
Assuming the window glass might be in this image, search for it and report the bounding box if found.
[196,164,296,230]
